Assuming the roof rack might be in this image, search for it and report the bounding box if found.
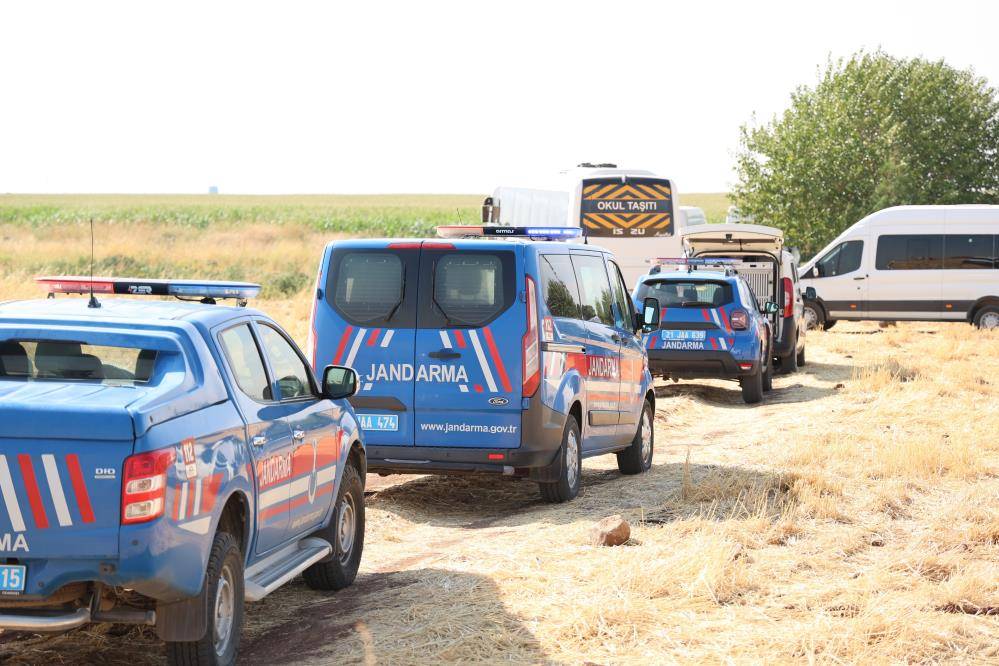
[36,277,261,306]
[647,257,737,275]
[436,225,581,241]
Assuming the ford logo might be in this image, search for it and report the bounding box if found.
[488,397,509,406]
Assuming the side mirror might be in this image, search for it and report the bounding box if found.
[763,301,780,315]
[640,297,661,330]
[322,365,358,400]
[804,287,817,301]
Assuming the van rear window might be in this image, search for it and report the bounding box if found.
[332,252,405,325]
[0,340,156,384]
[432,254,505,327]
[638,280,732,308]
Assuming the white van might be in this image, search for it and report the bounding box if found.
[799,205,999,330]
[484,165,682,287]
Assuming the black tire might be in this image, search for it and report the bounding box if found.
[823,320,838,331]
[304,460,365,591]
[617,400,654,475]
[973,305,999,330]
[166,531,244,666]
[539,416,581,503]
[796,345,806,367]
[740,367,763,404]
[803,302,825,330]
[762,347,774,392]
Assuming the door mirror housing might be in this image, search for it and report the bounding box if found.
[321,365,358,400]
[638,297,661,330]
[804,286,817,301]
[763,301,780,315]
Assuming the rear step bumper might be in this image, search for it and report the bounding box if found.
[0,606,91,632]
[648,349,759,379]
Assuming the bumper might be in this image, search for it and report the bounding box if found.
[0,607,91,632]
[367,393,564,475]
[648,350,759,379]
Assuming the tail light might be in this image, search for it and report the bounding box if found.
[782,277,794,318]
[522,275,540,397]
[731,308,749,330]
[121,448,176,524]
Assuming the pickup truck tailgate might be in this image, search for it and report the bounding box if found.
[0,383,137,559]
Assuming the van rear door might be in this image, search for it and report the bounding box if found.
[318,245,419,447]
[413,244,523,448]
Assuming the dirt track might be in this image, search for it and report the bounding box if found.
[3,321,998,664]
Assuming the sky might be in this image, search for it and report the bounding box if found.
[1,1,997,195]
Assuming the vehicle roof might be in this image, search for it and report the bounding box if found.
[324,237,609,253]
[0,297,262,328]
[638,270,736,284]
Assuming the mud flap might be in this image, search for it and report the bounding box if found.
[527,445,563,483]
[155,591,208,642]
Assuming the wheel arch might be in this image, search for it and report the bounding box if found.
[968,296,999,323]
[217,489,251,557]
[347,439,367,478]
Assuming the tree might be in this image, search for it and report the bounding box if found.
[733,51,999,257]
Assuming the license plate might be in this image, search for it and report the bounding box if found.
[0,565,26,593]
[661,330,707,341]
[357,414,399,432]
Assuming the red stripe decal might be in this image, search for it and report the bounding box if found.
[186,481,196,518]
[453,330,467,348]
[17,455,49,529]
[366,329,381,346]
[332,326,354,365]
[719,308,732,333]
[482,327,512,392]
[660,307,667,320]
[710,338,718,350]
[701,308,710,321]
[65,454,95,523]
[646,335,656,349]
[201,474,223,514]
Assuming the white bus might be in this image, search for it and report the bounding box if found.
[483,165,682,287]
[799,205,999,329]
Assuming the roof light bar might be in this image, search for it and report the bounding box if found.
[650,257,737,266]
[37,276,261,301]
[436,225,582,240]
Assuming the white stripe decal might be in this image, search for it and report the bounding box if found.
[363,382,373,392]
[0,456,25,533]
[719,338,728,350]
[258,483,289,510]
[178,516,212,535]
[458,384,469,393]
[439,330,452,348]
[178,482,189,521]
[42,454,73,527]
[467,330,498,393]
[316,465,336,485]
[192,479,203,517]
[380,329,394,348]
[259,466,337,509]
[344,328,367,368]
[711,309,722,327]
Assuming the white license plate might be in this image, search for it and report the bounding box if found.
[661,330,707,341]
[0,565,26,593]
[357,414,399,432]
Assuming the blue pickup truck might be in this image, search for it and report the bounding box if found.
[0,277,366,666]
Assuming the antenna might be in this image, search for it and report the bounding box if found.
[88,218,101,309]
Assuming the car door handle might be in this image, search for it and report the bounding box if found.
[853,276,867,280]
[611,334,623,343]
[292,429,306,441]
[251,435,267,447]
[429,349,461,359]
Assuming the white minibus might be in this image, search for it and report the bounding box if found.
[799,205,999,329]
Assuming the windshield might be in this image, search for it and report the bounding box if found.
[0,340,157,385]
[638,280,732,308]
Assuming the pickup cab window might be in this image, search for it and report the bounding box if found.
[0,339,156,384]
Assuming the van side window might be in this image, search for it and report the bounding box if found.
[539,254,581,319]
[944,235,997,269]
[816,240,863,277]
[607,259,634,330]
[876,235,943,270]
[571,255,614,327]
[332,252,406,326]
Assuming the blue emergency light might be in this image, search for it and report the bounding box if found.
[436,225,582,240]
[649,257,738,266]
[37,276,261,304]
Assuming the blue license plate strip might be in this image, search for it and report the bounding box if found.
[661,330,707,341]
[357,414,399,432]
[0,565,26,593]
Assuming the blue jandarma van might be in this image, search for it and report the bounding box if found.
[308,226,658,502]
